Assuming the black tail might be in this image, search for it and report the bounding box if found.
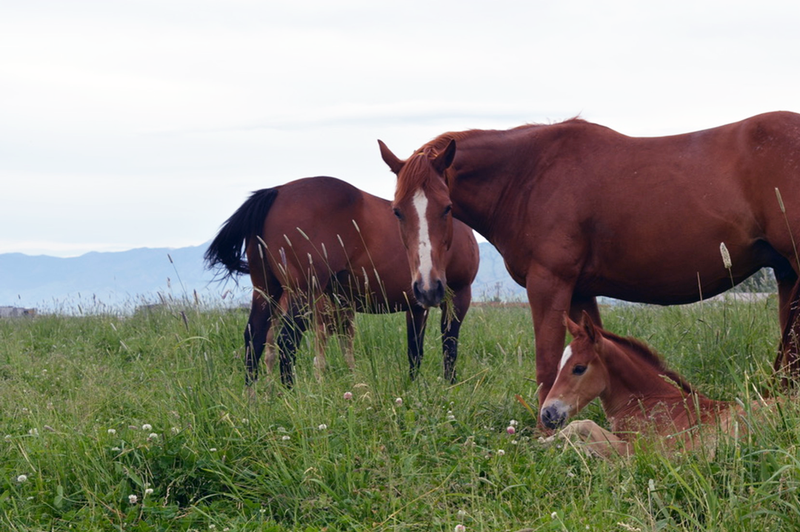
[204,188,279,279]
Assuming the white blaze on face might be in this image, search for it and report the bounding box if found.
[558,345,573,372]
[412,189,434,289]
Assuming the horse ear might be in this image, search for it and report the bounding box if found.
[378,140,405,175]
[564,312,582,339]
[432,139,456,174]
[580,311,599,344]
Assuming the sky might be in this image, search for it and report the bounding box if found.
[2,0,800,257]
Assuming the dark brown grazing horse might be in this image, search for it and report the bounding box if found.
[205,176,479,387]
[539,312,771,459]
[379,111,800,410]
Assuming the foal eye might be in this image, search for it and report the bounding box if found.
[572,365,587,376]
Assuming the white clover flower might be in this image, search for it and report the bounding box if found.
[142,424,152,431]
[282,435,290,441]
[318,424,328,430]
[128,494,138,504]
[497,449,505,456]
[551,511,558,519]
[17,474,28,483]
[210,448,217,452]
[144,488,153,496]
[107,428,116,435]
[171,427,179,434]
[455,525,466,532]
[509,419,518,426]
[148,433,158,440]
[28,428,38,436]
[395,397,403,406]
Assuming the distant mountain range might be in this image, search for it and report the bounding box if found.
[0,242,527,312]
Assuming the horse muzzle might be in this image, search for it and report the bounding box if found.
[540,401,570,430]
[413,278,445,308]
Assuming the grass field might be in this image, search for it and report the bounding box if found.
[1,297,799,531]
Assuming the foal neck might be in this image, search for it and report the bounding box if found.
[598,337,721,431]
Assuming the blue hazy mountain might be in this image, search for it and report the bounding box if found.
[0,242,526,312]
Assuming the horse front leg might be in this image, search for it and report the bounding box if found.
[406,307,429,380]
[526,271,576,410]
[441,285,472,384]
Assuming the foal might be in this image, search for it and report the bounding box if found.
[540,312,765,458]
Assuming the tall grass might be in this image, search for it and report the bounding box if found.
[0,299,798,531]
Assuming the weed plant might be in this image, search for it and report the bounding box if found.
[0,298,798,531]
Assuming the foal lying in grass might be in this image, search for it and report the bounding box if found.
[539,312,770,459]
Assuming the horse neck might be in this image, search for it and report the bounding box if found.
[445,127,540,244]
[598,339,720,431]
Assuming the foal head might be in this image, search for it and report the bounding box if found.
[378,139,457,308]
[540,312,611,430]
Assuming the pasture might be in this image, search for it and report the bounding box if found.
[1,298,799,531]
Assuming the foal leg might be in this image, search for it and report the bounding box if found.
[406,307,429,380]
[544,419,632,459]
[441,286,472,384]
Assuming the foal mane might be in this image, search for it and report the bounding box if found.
[598,327,697,395]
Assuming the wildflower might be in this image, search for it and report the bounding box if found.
[506,425,516,435]
[28,428,38,436]
[111,447,121,452]
[128,494,138,504]
[551,511,558,519]
[720,242,732,269]
[142,424,152,431]
[282,435,290,441]
[241,418,249,425]
[497,449,505,456]
[4,434,11,441]
[144,488,153,496]
[171,427,179,434]
[455,525,466,532]
[509,419,518,426]
[511,440,518,445]
[107,428,116,435]
[210,448,217,452]
[343,391,353,400]
[318,424,328,430]
[395,397,403,406]
[148,433,158,440]
[17,474,28,483]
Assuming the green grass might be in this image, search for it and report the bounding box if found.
[0,299,798,531]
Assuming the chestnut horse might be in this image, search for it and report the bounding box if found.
[205,176,479,387]
[379,111,800,409]
[539,313,773,458]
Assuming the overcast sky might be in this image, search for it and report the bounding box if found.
[2,1,800,257]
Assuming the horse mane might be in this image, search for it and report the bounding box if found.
[395,118,588,200]
[598,327,697,395]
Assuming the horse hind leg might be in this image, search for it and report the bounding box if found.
[276,297,309,388]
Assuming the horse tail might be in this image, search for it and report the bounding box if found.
[204,188,279,278]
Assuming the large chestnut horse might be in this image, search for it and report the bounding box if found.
[205,176,479,387]
[379,111,800,410]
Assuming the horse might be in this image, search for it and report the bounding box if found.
[204,176,479,388]
[539,312,769,458]
[378,111,800,410]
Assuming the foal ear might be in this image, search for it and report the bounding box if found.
[580,311,599,344]
[432,139,456,174]
[564,312,583,339]
[378,140,405,175]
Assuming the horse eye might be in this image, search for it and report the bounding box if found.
[392,208,404,221]
[572,364,587,376]
[443,205,452,217]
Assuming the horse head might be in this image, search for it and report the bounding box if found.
[378,139,456,308]
[540,312,610,429]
